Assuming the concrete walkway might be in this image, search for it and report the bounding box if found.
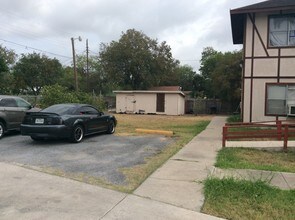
[0,162,221,220]
[211,167,295,190]
[134,116,226,212]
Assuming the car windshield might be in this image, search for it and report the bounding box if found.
[41,104,77,115]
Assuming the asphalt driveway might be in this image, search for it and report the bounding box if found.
[0,132,173,185]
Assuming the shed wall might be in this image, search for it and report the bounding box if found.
[115,92,185,115]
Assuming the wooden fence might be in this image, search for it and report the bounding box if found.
[222,120,295,151]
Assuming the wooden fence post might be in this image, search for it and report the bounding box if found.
[283,125,288,152]
[277,120,282,140]
[222,126,227,148]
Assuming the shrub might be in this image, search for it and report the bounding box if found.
[39,84,106,111]
[227,114,242,123]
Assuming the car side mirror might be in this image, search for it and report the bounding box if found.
[99,112,104,116]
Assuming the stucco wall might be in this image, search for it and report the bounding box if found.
[135,93,157,114]
[115,92,185,115]
[165,94,185,115]
[243,11,295,122]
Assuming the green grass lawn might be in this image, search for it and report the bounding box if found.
[202,178,295,220]
[215,147,295,173]
[203,147,295,219]
[227,114,242,123]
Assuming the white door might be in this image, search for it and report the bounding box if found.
[125,95,135,113]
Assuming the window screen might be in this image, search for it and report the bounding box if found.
[266,84,295,115]
[269,15,295,47]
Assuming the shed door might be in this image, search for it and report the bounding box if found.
[156,93,165,112]
[126,95,135,113]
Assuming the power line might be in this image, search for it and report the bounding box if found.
[0,38,71,59]
[178,59,198,62]
[0,7,71,50]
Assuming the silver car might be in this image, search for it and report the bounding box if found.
[0,95,38,139]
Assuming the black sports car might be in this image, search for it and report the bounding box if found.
[21,103,117,143]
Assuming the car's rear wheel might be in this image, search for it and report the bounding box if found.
[30,136,44,141]
[71,124,84,143]
[0,122,5,139]
[106,120,115,134]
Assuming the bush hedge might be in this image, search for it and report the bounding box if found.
[39,84,106,110]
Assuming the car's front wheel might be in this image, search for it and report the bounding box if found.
[106,120,115,134]
[0,122,5,139]
[71,124,84,143]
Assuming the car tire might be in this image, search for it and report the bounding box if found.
[30,136,44,141]
[106,120,115,134]
[71,124,84,143]
[0,122,5,139]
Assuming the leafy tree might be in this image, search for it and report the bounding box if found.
[0,45,17,67]
[0,45,17,94]
[198,47,243,110]
[13,53,63,95]
[76,54,114,95]
[210,51,242,108]
[0,57,8,73]
[199,47,222,98]
[173,65,196,91]
[99,29,179,90]
[59,66,76,91]
[192,74,206,98]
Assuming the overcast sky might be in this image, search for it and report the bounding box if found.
[0,0,263,71]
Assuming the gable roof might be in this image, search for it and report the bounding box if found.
[231,0,295,14]
[230,0,295,44]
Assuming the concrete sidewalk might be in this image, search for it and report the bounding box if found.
[211,167,295,190]
[134,116,227,212]
[0,162,220,220]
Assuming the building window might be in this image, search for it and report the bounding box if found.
[269,14,295,47]
[266,84,295,115]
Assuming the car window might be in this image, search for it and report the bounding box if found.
[42,104,77,115]
[79,106,99,115]
[0,98,17,107]
[16,98,31,108]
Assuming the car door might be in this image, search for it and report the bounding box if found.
[79,106,108,134]
[15,98,32,125]
[1,98,19,129]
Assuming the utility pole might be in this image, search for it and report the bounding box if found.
[86,39,89,91]
[71,36,82,91]
[71,37,78,91]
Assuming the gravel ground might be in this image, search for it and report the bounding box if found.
[0,132,173,185]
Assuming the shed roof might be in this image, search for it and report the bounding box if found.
[149,86,182,91]
[230,0,295,44]
[113,90,186,97]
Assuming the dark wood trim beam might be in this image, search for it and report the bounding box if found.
[248,13,269,57]
[245,55,295,59]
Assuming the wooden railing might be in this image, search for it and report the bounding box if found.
[222,120,295,151]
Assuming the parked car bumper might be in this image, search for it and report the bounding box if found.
[20,124,72,138]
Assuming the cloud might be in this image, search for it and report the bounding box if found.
[0,0,262,69]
